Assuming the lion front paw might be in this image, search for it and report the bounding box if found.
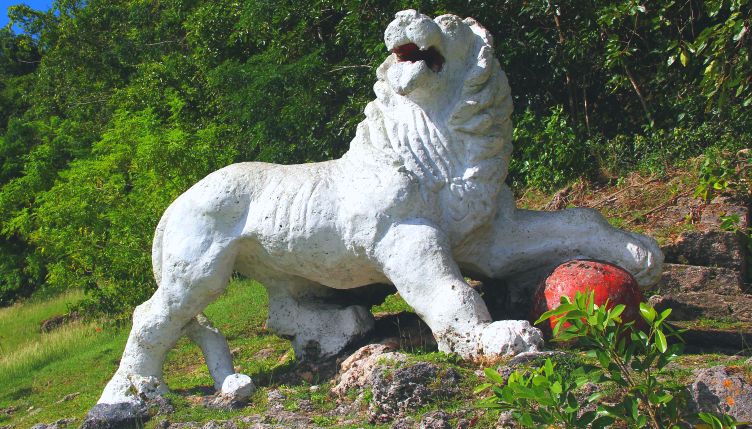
[479,320,544,358]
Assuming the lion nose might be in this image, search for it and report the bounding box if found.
[384,9,442,51]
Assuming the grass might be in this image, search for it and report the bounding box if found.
[2,281,750,428]
[0,289,84,354]
[371,293,413,314]
[0,320,128,428]
[0,279,293,428]
[0,279,494,429]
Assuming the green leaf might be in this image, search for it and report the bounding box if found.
[587,391,605,403]
[705,60,716,75]
[535,303,576,325]
[596,349,610,368]
[610,304,625,320]
[639,303,656,323]
[544,358,554,376]
[733,25,747,42]
[473,383,493,394]
[680,50,689,67]
[484,367,504,384]
[656,329,668,353]
[657,308,672,324]
[591,416,615,429]
[532,374,547,386]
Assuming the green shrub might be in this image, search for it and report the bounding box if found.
[510,106,594,191]
[478,291,744,428]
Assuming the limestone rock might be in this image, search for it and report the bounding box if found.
[700,196,749,231]
[368,362,460,422]
[496,411,519,429]
[30,419,75,429]
[650,195,703,229]
[419,411,451,429]
[495,351,566,385]
[332,343,406,397]
[656,264,744,295]
[201,421,237,429]
[650,292,752,321]
[163,423,199,429]
[390,417,416,429]
[79,402,149,429]
[669,322,752,350]
[686,366,752,422]
[663,231,747,274]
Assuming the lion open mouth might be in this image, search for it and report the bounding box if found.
[392,43,445,73]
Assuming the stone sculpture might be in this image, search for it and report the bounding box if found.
[98,10,663,406]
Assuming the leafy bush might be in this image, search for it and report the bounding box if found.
[695,147,752,202]
[509,106,594,191]
[1,1,751,310]
[478,356,604,428]
[478,291,744,428]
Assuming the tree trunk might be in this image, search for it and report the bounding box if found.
[623,64,654,127]
[549,1,577,120]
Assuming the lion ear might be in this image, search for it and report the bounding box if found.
[463,17,494,48]
[435,14,463,31]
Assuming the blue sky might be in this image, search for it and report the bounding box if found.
[0,0,53,32]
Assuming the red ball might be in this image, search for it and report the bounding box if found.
[530,260,645,336]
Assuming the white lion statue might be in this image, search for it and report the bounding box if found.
[99,10,662,405]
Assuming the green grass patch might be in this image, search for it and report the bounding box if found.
[0,289,84,354]
[0,322,128,428]
[0,279,296,428]
[371,293,413,314]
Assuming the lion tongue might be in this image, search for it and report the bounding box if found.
[393,43,420,62]
[393,43,444,73]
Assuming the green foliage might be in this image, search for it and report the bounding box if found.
[509,106,594,191]
[695,148,752,201]
[477,359,606,428]
[689,0,752,110]
[698,412,747,429]
[479,291,743,428]
[0,0,750,310]
[540,294,685,428]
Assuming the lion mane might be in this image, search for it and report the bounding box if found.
[346,15,513,238]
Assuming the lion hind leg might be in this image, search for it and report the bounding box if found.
[512,208,663,286]
[261,274,375,360]
[99,236,239,405]
[185,314,255,399]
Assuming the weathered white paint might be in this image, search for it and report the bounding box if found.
[98,10,663,405]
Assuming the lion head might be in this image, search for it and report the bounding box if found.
[354,10,513,239]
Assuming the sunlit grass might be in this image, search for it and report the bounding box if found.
[0,289,85,354]
[0,320,103,382]
[0,279,292,427]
